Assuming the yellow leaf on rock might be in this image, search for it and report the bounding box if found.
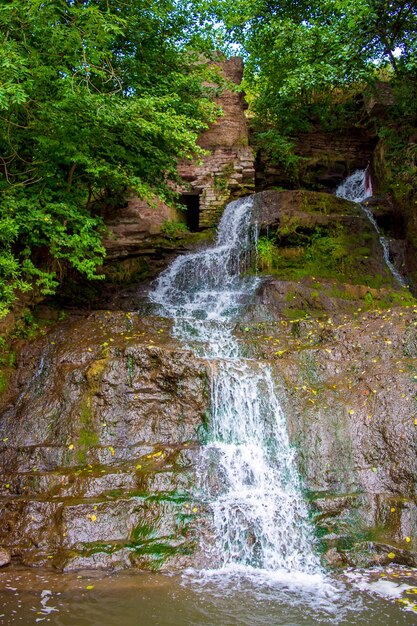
[406,536,411,543]
[86,585,94,590]
[388,552,396,559]
[391,507,396,513]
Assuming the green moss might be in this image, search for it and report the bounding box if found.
[255,220,397,291]
[0,370,8,395]
[213,163,235,194]
[298,191,359,215]
[127,538,194,570]
[126,353,135,386]
[326,286,358,301]
[78,541,119,556]
[161,220,189,239]
[74,357,109,464]
[130,521,154,542]
[145,490,190,505]
[77,398,99,457]
[282,307,311,320]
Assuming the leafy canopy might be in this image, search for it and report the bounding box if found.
[0,0,220,317]
[216,0,417,122]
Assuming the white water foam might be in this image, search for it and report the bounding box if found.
[149,195,321,578]
[336,170,407,287]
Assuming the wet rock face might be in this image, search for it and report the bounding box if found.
[2,186,417,574]
[0,313,209,571]
[252,188,360,227]
[256,126,376,192]
[0,547,11,567]
[284,309,417,567]
[236,186,417,567]
[239,288,417,568]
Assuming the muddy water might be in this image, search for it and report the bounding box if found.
[1,567,417,625]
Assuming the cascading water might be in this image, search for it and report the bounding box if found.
[336,170,407,287]
[150,196,320,574]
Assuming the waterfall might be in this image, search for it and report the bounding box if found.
[336,170,407,287]
[149,196,320,574]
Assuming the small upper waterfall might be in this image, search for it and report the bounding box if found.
[150,196,259,358]
[336,170,407,287]
[149,196,320,574]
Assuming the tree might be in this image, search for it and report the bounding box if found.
[214,0,417,123]
[0,0,220,316]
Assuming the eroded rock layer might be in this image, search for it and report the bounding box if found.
[0,313,209,571]
[1,189,417,572]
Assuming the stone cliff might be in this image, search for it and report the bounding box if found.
[0,313,209,571]
[1,190,417,572]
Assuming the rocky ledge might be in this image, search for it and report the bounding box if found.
[0,313,209,571]
[1,188,416,573]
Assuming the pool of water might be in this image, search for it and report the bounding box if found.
[1,566,417,625]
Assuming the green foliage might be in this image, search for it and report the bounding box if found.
[160,220,190,240]
[256,224,394,289]
[0,371,8,395]
[257,236,279,271]
[0,0,220,316]
[208,0,417,171]
[378,108,417,204]
[305,226,349,271]
[254,129,303,180]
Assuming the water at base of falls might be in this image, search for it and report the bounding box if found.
[336,170,407,288]
[149,196,320,576]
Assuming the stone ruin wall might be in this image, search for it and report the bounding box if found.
[103,57,255,260]
[177,56,255,228]
[178,145,255,228]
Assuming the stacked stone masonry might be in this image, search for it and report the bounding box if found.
[103,57,255,255]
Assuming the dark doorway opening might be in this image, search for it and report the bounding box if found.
[180,194,200,232]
